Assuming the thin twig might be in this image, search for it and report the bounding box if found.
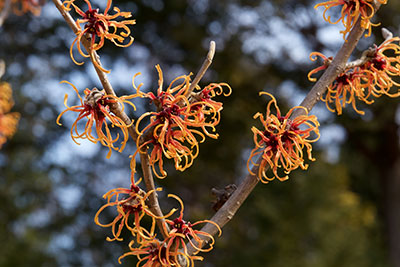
[52,0,170,237]
[318,28,394,70]
[0,60,5,79]
[139,152,170,239]
[187,3,383,256]
[185,41,216,97]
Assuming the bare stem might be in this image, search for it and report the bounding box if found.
[187,3,383,255]
[317,28,394,72]
[139,152,170,238]
[186,41,216,97]
[0,60,5,79]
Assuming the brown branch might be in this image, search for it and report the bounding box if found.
[139,152,170,238]
[0,60,5,79]
[187,3,383,256]
[345,28,394,69]
[316,28,394,71]
[52,0,171,237]
[185,41,216,98]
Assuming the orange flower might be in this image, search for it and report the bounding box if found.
[308,52,369,115]
[314,0,382,39]
[131,65,229,178]
[118,239,172,266]
[360,37,400,98]
[64,0,135,72]
[95,176,177,243]
[247,92,320,183]
[0,82,20,148]
[163,194,221,266]
[307,52,332,82]
[321,70,368,115]
[0,0,42,16]
[118,238,201,266]
[308,37,400,115]
[56,80,135,158]
[187,82,231,138]
[131,130,201,179]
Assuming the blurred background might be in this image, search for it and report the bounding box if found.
[1,0,400,266]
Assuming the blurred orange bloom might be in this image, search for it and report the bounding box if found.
[56,80,135,158]
[247,92,320,183]
[314,0,384,39]
[0,82,20,148]
[64,0,135,72]
[0,0,42,16]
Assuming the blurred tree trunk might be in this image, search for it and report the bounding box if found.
[382,155,400,267]
[345,102,400,267]
[376,107,400,267]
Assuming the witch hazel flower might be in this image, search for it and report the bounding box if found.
[118,237,204,266]
[56,80,136,158]
[117,194,215,266]
[308,35,400,115]
[1,0,43,16]
[63,0,135,72]
[163,194,221,266]
[186,82,231,139]
[94,176,177,243]
[314,0,386,39]
[359,37,400,98]
[130,65,230,178]
[247,92,320,183]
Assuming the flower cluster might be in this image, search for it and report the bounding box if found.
[117,193,221,266]
[0,0,42,16]
[314,0,387,39]
[54,1,224,265]
[308,37,400,115]
[56,80,136,158]
[131,65,231,178]
[247,92,320,183]
[63,0,135,72]
[0,82,20,148]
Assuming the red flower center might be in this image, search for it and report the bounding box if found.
[172,218,190,234]
[157,104,180,121]
[263,131,279,152]
[371,56,387,71]
[335,73,351,85]
[122,203,143,213]
[83,9,106,35]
